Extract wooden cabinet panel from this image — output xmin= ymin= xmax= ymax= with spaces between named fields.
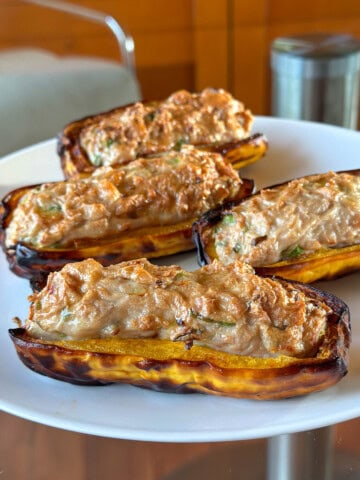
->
xmin=192 ymin=0 xmax=229 ymax=91
xmin=194 ymin=29 xmax=229 ymax=90
xmin=269 ymin=0 xmax=360 ymax=22
xmin=0 ymin=5 xmax=104 ymax=41
xmin=233 ymin=0 xmax=268 ymax=25
xmin=0 ymin=1 xmax=193 ymax=37
xmin=233 ymin=26 xmax=268 ymax=114
xmin=71 ymin=0 xmax=193 ymax=32
xmin=193 ymin=0 xmax=227 ymax=27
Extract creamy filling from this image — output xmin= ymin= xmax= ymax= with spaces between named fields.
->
xmin=5 ymin=146 xmax=242 ymax=249
xmin=26 ymin=258 xmax=330 ymax=358
xmin=210 ymin=171 xmax=360 ymax=266
xmin=79 ymin=88 xmax=253 ymax=167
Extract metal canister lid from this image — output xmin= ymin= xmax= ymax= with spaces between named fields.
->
xmin=271 ymin=33 xmax=360 ymax=78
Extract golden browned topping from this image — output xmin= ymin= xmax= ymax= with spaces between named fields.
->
xmin=5 ymin=146 xmax=243 ymax=249
xmin=209 ymin=171 xmax=360 ymax=266
xmin=80 ymin=88 xmax=254 ymax=167
xmin=26 ymin=258 xmax=330 ymax=358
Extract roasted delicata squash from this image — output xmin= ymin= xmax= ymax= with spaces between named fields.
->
xmin=0 ymin=146 xmax=254 ymax=288
xmin=193 ymin=170 xmax=360 ymax=283
xmin=9 ymin=258 xmax=350 ymax=399
xmin=58 ymin=87 xmax=268 ymax=178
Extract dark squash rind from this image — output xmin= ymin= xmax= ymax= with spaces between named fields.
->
xmin=8 ymin=277 xmax=350 ymax=399
xmin=0 ymin=175 xmax=254 ymax=289
xmin=58 ymin=99 xmax=268 ymax=179
xmin=193 ymin=169 xmax=360 ymax=283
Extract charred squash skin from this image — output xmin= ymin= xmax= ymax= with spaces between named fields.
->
xmin=0 ymin=175 xmax=254 ymax=290
xmin=8 ymin=277 xmax=350 ymax=399
xmin=58 ymin=97 xmax=268 ymax=179
xmin=193 ymin=169 xmax=360 ymax=283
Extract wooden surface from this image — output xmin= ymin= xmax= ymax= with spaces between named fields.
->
xmin=2 ymin=1 xmax=360 ymax=110
xmin=0 ymin=410 xmax=359 ymax=479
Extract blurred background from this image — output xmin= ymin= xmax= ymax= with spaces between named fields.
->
xmin=1 ymin=0 xmax=360 ymax=157
xmin=2 ymin=0 xmax=360 ymax=111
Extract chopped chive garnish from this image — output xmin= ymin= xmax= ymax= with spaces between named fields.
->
xmin=215 ymin=240 xmax=226 ymax=248
xmin=175 ymin=271 xmax=188 ymax=280
xmin=221 ymin=214 xmax=236 ymax=225
xmin=45 ymin=204 xmax=62 ymax=213
xmin=281 ymin=245 xmax=305 ymax=260
xmin=106 ymin=138 xmax=115 ymax=148
xmin=60 ymin=307 xmax=72 ymax=321
xmin=233 ymin=242 xmax=242 ymax=253
xmin=189 ymin=309 xmax=236 ymax=327
xmin=93 ymin=154 xmax=102 ymax=167
xmin=174 ymin=138 xmax=187 ymax=151
xmin=39 ymin=203 xmax=62 ymax=215
xmin=145 ymin=111 xmax=156 ymax=122
xmin=49 ymin=241 xmax=62 ymax=249
xmin=167 ymin=156 xmax=180 ymax=165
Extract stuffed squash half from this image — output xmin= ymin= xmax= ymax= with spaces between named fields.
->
xmin=58 ymin=88 xmax=268 ymax=178
xmin=9 ymin=258 xmax=350 ymax=399
xmin=193 ymin=170 xmax=360 ymax=283
xmin=0 ymin=145 xmax=254 ymax=289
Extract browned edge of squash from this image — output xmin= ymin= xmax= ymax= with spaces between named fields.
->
xmin=7 ymin=276 xmax=350 ymax=399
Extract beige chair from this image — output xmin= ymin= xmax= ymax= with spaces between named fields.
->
xmin=0 ymin=0 xmax=141 ymax=158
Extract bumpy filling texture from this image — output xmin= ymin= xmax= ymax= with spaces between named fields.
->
xmin=6 ymin=146 xmax=243 ymax=249
xmin=26 ymin=258 xmax=330 ymax=359
xmin=208 ymin=171 xmax=360 ymax=266
xmin=79 ymin=88 xmax=253 ymax=167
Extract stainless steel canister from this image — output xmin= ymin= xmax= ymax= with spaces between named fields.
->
xmin=271 ymin=33 xmax=360 ymax=128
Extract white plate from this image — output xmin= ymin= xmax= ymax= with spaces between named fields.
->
xmin=0 ymin=117 xmax=360 ymax=442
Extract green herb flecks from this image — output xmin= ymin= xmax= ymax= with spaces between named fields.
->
xmin=221 ymin=214 xmax=236 ymax=226
xmin=174 ymin=271 xmax=189 ymax=281
xmin=281 ymin=245 xmax=305 ymax=261
xmin=39 ymin=203 xmax=62 ymax=215
xmin=167 ymin=156 xmax=181 ymax=166
xmin=128 ymin=285 xmax=146 ymax=295
xmin=106 ymin=138 xmax=115 ymax=148
xmin=46 ymin=204 xmax=62 ymax=213
xmin=93 ymin=154 xmax=103 ymax=167
xmin=189 ymin=309 xmax=236 ymax=328
xmin=48 ymin=241 xmax=63 ymax=249
xmin=214 ymin=240 xmax=227 ymax=249
xmin=144 ymin=111 xmax=156 ymax=122
xmin=233 ymin=242 xmax=242 ymax=253
xmin=174 ymin=138 xmax=188 ymax=151
xmin=60 ymin=307 xmax=72 ymax=322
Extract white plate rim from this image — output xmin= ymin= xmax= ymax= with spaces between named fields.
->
xmin=0 ymin=116 xmax=360 ymax=442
